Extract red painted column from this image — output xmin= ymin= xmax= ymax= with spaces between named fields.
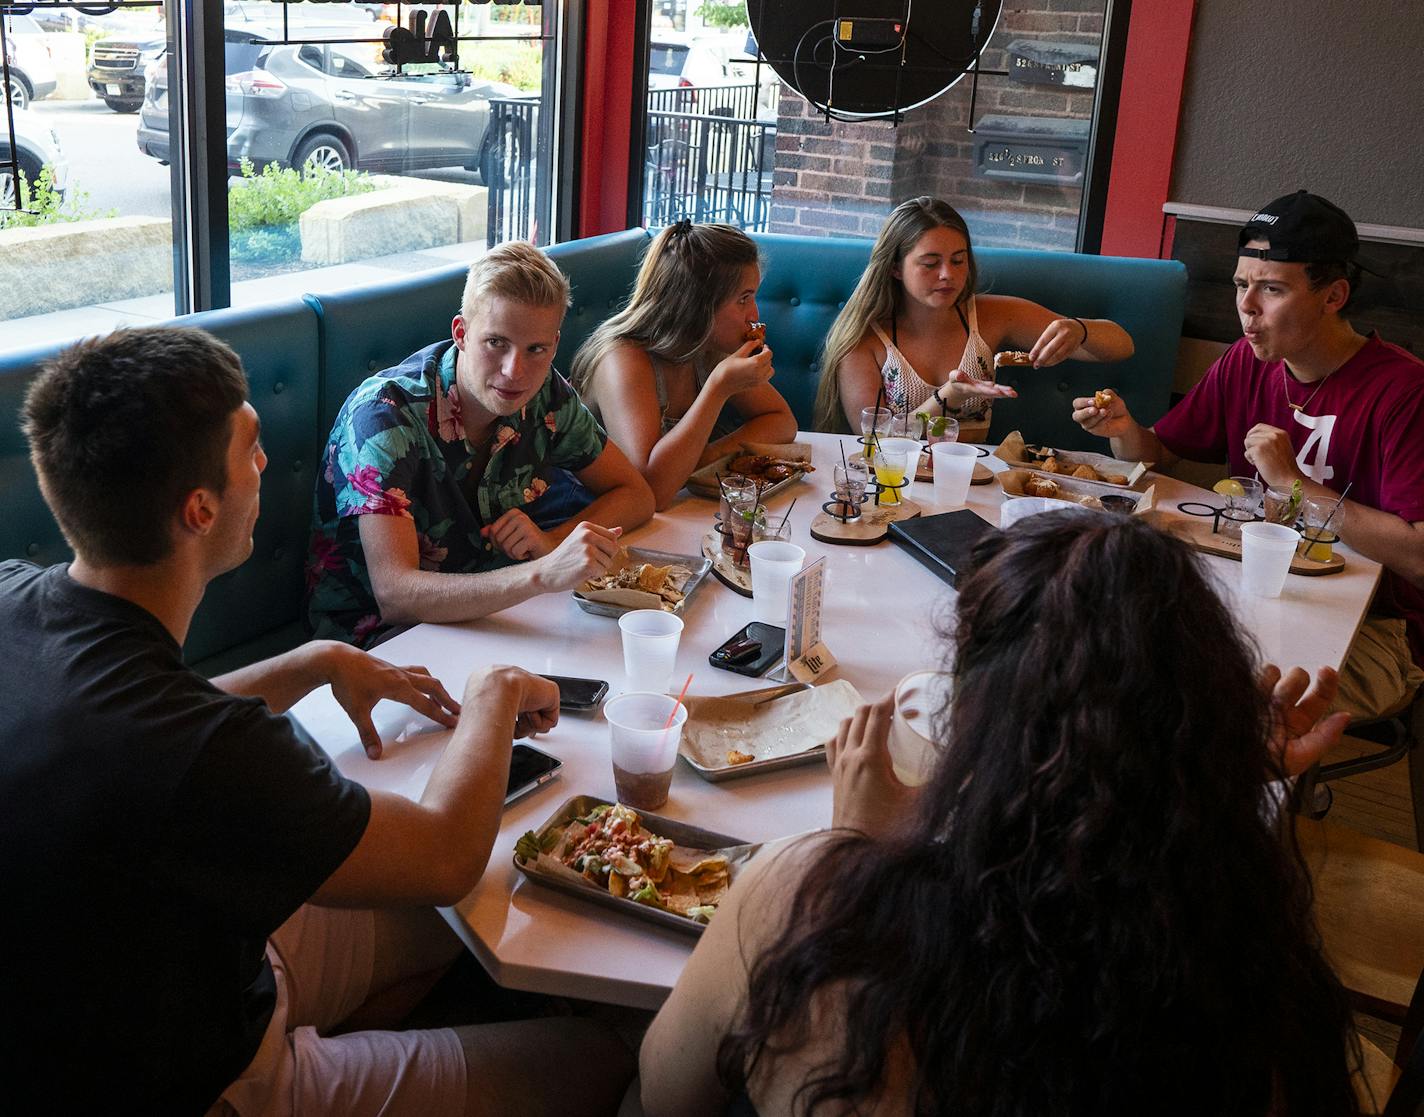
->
xmin=579 ymin=0 xmax=637 ymax=237
xmin=1099 ymin=1 xmax=1197 ymax=258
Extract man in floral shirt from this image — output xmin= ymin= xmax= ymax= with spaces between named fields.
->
xmin=307 ymin=242 xmax=655 ymax=644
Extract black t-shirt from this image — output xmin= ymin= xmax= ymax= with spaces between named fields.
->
xmin=0 ymin=562 xmax=372 ymax=1113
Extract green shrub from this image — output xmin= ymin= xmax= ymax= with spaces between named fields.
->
xmin=0 ymin=166 xmax=116 ymax=229
xmin=462 ymin=39 xmax=543 ymax=90
xmin=696 ymin=1 xmax=748 ymax=29
xmin=227 ymin=158 xmax=378 ymax=261
xmin=227 ymin=157 xmax=376 ymax=231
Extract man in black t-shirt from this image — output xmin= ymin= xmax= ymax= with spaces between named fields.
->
xmin=0 ymin=328 xmax=633 ymax=1115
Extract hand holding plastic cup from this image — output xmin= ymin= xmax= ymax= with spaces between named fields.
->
xmin=748 ymin=540 xmax=804 ymax=625
xmin=888 ymin=670 xmax=952 ymax=787
xmin=1239 ymin=522 xmax=1298 ymax=597
xmin=618 ymin=609 xmax=683 ymax=692
xmin=604 ymin=691 xmax=687 ymax=810
xmin=930 ymin=442 xmax=977 ymax=507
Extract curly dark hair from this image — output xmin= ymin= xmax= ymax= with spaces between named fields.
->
xmin=717 ymin=512 xmax=1358 ymax=1116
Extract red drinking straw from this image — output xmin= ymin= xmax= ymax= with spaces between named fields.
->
xmin=665 ymin=673 xmax=694 ymax=729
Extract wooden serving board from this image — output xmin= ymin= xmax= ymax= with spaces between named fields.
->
xmin=701 ymin=529 xmax=754 ymax=596
xmin=809 ymin=498 xmax=923 ymax=546
xmin=849 ymin=451 xmax=993 ymax=485
xmin=1174 ymin=515 xmax=1344 ymax=575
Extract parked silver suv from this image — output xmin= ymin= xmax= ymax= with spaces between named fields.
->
xmin=137 ymin=24 xmax=518 ymax=177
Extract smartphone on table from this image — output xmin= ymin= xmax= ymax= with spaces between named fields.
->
xmin=709 ymin=622 xmax=785 ymax=678
xmin=505 ymin=742 xmax=562 ymax=805
xmin=539 ymin=674 xmax=609 ymax=711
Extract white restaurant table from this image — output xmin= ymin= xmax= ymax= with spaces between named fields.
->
xmin=289 ymin=432 xmax=1382 ymax=1009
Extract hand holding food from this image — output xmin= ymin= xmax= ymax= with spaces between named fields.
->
xmin=1071 ymin=389 xmax=1135 ymax=439
xmin=994 ymin=350 xmax=1035 ymax=370
xmin=710 ymin=339 xmax=775 ymax=398
xmin=535 ymin=521 xmax=624 ymax=592
xmin=1026 ymin=317 xmax=1089 ymax=366
xmin=826 ymin=694 xmax=918 ymax=838
xmin=744 ymin=321 xmax=767 ymax=354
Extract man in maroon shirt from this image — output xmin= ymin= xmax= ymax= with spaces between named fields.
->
xmin=1072 ymin=191 xmax=1424 ymax=722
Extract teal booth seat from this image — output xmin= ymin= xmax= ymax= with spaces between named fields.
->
xmin=0 ymin=299 xmax=322 ymax=672
xmin=0 ymin=228 xmax=1186 ymax=671
xmin=749 ymin=232 xmax=1187 ymax=451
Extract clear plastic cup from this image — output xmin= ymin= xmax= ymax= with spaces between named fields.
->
xmin=748 ymin=540 xmax=805 ymax=625
xmin=999 ymin=494 xmax=1083 ymax=528
xmin=1240 ymin=522 xmax=1298 ymax=597
xmin=604 ymin=691 xmax=687 ymax=810
xmin=871 ymin=438 xmax=917 ymax=506
xmin=1218 ymin=476 xmax=1263 ymax=540
xmin=930 ymin=442 xmax=977 ymax=507
xmin=1301 ymin=496 xmax=1345 ymax=562
xmin=889 ymin=670 xmax=952 ymax=787
xmin=618 ymin=609 xmax=683 ymax=692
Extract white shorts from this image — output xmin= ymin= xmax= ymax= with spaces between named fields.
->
xmin=209 ymin=904 xmax=467 ymax=1117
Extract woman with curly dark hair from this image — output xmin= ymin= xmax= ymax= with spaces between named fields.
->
xmin=639 ymin=512 xmax=1359 ymax=1117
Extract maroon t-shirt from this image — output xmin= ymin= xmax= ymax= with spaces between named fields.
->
xmin=1154 ymin=335 xmax=1424 ymax=665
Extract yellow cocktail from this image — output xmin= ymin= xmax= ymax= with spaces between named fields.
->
xmin=873 ymin=452 xmax=909 ymax=506
xmin=1300 ymin=529 xmax=1335 ymax=562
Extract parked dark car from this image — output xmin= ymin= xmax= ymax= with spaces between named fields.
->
xmin=137 ymin=25 xmax=520 ymax=180
xmin=88 ymin=29 xmax=164 ymax=112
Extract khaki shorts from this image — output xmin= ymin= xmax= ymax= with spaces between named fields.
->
xmin=210 ymin=905 xmax=467 ymax=1117
xmin=1336 ymin=615 xmax=1424 ymax=723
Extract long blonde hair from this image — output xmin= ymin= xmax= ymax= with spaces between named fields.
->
xmin=570 ymin=221 xmax=759 ymax=396
xmin=813 ymin=197 xmax=979 ymax=432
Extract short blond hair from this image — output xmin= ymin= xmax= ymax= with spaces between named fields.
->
xmin=461 ymin=240 xmax=571 ymax=321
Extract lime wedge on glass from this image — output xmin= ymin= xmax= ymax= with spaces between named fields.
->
xmin=1213 ymin=478 xmax=1246 ymax=498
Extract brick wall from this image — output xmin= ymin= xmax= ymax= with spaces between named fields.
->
xmin=769 ymin=1 xmax=1104 ymax=250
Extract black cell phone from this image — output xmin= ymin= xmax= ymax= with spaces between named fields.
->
xmin=539 ymin=674 xmax=609 ymax=710
xmin=505 ymin=742 xmax=562 ymax=805
xmin=709 ymin=622 xmax=786 ymax=677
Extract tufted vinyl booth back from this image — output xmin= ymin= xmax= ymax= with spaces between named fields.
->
xmin=0 ymin=299 xmax=322 ymax=669
xmin=749 ymin=232 xmax=1188 ymax=451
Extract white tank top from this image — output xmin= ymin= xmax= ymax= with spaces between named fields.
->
xmin=871 ymin=298 xmax=996 ymax=433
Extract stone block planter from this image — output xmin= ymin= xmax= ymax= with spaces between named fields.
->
xmin=300 ymin=179 xmax=488 ymax=266
xmin=0 ymin=216 xmax=171 ymax=319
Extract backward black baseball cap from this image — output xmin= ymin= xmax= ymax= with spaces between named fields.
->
xmin=1238 ymin=190 xmax=1359 ymax=264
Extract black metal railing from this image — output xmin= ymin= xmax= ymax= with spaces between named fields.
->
xmin=485 ymin=84 xmax=776 ymax=244
xmin=641 ymin=107 xmax=776 ymax=231
xmin=484 ymin=96 xmax=541 ymax=248
xmin=646 ymin=81 xmax=764 ymax=121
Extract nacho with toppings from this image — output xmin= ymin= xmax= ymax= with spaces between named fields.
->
xmin=515 ymin=804 xmax=731 ymax=924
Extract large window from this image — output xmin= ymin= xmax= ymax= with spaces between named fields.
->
xmin=1 ymin=0 xmax=564 ymax=347
xmin=638 ymin=0 xmax=1120 ymax=251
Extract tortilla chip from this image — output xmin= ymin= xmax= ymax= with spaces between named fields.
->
xmin=668 ymin=846 xmax=731 ymax=875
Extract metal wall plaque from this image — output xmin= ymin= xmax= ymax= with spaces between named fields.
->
xmin=1004 ymin=39 xmax=1098 ymax=89
xmin=972 ymin=114 xmax=1090 ymax=185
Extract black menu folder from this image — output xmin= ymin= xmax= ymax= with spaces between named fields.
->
xmin=888 ymin=509 xmax=1000 ymax=588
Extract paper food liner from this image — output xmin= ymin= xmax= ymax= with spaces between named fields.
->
xmin=1000 ymin=469 xmax=1156 ymax=514
xmin=681 ymin=679 xmax=863 ymax=769
xmin=576 ymin=548 xmax=694 ymax=612
xmin=994 ymin=430 xmax=1149 ymax=488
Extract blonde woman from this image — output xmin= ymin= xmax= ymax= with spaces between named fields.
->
xmin=814 ymin=197 xmax=1135 ymax=439
xmin=571 ymin=221 xmax=797 ymax=510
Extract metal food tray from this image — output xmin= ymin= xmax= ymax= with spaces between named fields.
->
xmin=684 ymin=446 xmax=813 ymax=501
xmin=679 ymin=683 xmax=829 ymax=782
xmin=511 ymin=794 xmax=748 ymax=937
xmin=572 ymin=547 xmax=712 ymax=619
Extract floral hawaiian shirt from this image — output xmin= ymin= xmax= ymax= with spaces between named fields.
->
xmin=305 ymin=340 xmax=608 ymax=644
